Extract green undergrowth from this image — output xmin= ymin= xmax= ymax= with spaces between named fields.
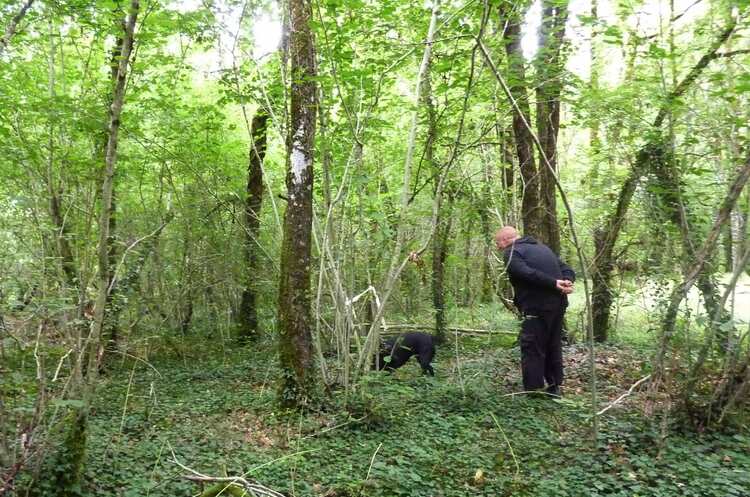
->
xmin=68 ymin=338 xmax=750 ymax=497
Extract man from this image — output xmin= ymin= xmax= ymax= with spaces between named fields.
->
xmin=495 ymin=226 xmax=575 ymax=396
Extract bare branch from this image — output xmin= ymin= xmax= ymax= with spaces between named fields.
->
xmin=0 ymin=0 xmax=34 ymax=57
xmin=714 ymin=49 xmax=750 ymax=59
xmin=597 ymin=375 xmax=652 ymax=416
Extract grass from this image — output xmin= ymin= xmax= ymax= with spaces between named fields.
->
xmin=69 ymin=334 xmax=750 ymax=497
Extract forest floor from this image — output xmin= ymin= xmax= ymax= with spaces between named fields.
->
xmin=63 ymin=330 xmax=749 ymax=497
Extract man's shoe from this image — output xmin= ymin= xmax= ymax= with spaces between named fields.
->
xmin=545 ymin=385 xmax=561 ymax=397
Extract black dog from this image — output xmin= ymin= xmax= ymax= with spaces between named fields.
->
xmin=373 ymin=332 xmax=436 ymax=376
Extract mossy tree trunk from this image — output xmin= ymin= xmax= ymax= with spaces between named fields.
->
xmin=277 ymin=0 xmax=317 ymax=408
xmin=102 ymin=21 xmax=129 ymax=357
xmin=90 ymin=0 xmax=139 ymax=371
xmin=237 ymin=111 xmax=269 ymax=342
xmin=42 ymin=3 xmax=139 ymax=497
xmin=420 ymin=45 xmax=448 ymax=344
xmin=649 ymin=143 xmax=735 ymax=350
xmin=654 ymin=153 xmax=750 ymax=382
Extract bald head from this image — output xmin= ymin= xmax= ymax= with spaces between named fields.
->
xmin=495 ymin=226 xmax=519 ymax=250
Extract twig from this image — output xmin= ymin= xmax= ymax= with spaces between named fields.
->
xmin=52 ymin=348 xmax=74 ymax=382
xmin=109 ymin=349 xmax=163 ymax=378
xmin=119 ymin=363 xmax=137 ymax=435
xmin=364 ymin=443 xmax=382 ymax=482
xmin=596 ymin=374 xmax=651 ymax=416
xmin=490 ymin=413 xmax=520 ymax=478
xmin=500 ymin=390 xmax=558 ymax=398
xmin=301 ymin=415 xmax=367 ymax=440
xmin=0 ymin=0 xmax=35 ymax=57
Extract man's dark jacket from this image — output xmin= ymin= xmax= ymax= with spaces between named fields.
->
xmin=503 ymin=236 xmax=576 ymax=312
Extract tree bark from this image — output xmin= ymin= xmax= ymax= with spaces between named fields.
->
xmin=89 ymin=0 xmax=139 ymax=375
xmin=238 ymin=111 xmax=269 ymax=342
xmin=420 ymin=41 xmax=447 ymax=343
xmin=432 ymin=202 xmax=452 ymax=343
xmin=722 ymin=222 xmax=733 ymax=271
xmin=534 ymin=0 xmax=568 ymax=254
xmin=479 ymin=159 xmax=494 ymax=304
xmin=590 ymin=142 xmax=660 ymax=341
xmin=277 ymin=0 xmax=317 ymax=408
xmin=500 ymin=6 xmax=542 ymax=239
xmin=102 ymin=21 xmax=127 ymax=356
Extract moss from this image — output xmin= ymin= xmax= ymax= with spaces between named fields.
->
xmin=26 ymin=406 xmax=88 ymax=497
xmin=198 ymin=482 xmax=249 ymax=497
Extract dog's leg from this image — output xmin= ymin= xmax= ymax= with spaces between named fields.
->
xmin=417 ymin=351 xmax=435 ymax=376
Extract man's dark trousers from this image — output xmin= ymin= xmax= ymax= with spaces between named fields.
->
xmin=519 ymin=304 xmax=564 ymax=391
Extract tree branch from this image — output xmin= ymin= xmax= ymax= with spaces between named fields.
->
xmin=653 ymin=17 xmax=738 ymax=128
xmin=0 ymin=0 xmax=34 ymax=57
xmin=714 ymin=49 xmax=750 ymax=59
xmin=597 ymin=374 xmax=651 ymax=416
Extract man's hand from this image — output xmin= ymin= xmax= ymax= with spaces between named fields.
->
xmin=556 ymin=279 xmax=574 ymax=294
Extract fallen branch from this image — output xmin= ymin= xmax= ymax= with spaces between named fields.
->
xmin=362 ymin=323 xmax=517 ymax=336
xmin=596 ymin=374 xmax=651 ymax=416
xmin=172 ymin=455 xmax=284 ymax=497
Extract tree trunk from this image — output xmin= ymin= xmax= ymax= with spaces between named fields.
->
xmin=591 ymin=227 xmax=614 ymax=341
xmin=590 ymin=142 xmax=659 ymax=341
xmin=649 ymin=143 xmax=735 ymax=348
xmin=420 ymin=41 xmax=447 ymax=344
xmin=237 ymin=111 xmax=269 ymax=342
xmin=102 ymin=25 xmax=127 ymax=356
xmin=722 ymin=222 xmax=733 ymax=271
xmin=89 ymin=0 xmax=139 ymax=376
xmin=178 ymin=224 xmax=194 ymax=335
xmin=432 ymin=201 xmax=452 ymax=344
xmin=500 ymin=6 xmax=542 ymax=239
xmin=49 ymin=3 xmax=139 ymax=496
xmin=461 ymin=216 xmax=474 ymax=307
xmin=479 ymin=160 xmax=494 ymax=304
xmin=534 ymin=0 xmax=568 ymax=254
xmin=45 ymin=24 xmax=77 ymax=292
xmin=277 ymin=0 xmax=317 ymax=408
